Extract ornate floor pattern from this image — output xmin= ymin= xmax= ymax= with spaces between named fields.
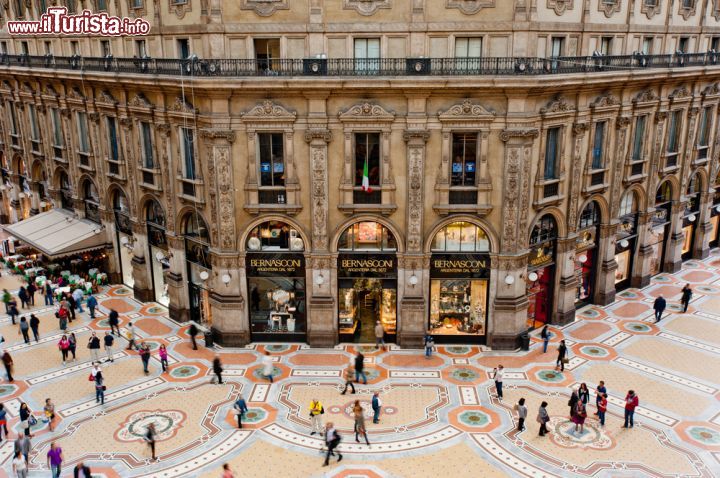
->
xmin=1 ymin=252 xmax=720 ymax=477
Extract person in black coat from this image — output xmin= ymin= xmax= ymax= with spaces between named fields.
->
xmin=212 ymin=355 xmax=223 ymax=384
xmin=73 ymin=462 xmax=92 ymax=478
xmin=680 ymin=284 xmax=693 ymax=313
xmin=108 ymin=309 xmax=120 ymax=336
xmin=188 ymin=322 xmax=199 ymax=350
xmin=556 ymin=340 xmax=567 ymax=372
xmin=653 ymin=295 xmax=667 ymax=322
xmin=29 ymin=314 xmax=40 ymax=342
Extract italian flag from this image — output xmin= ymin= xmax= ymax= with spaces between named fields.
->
xmin=362 ymin=157 xmax=372 ymax=193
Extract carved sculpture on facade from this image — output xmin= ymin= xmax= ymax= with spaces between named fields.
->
xmin=338 ymin=102 xmax=395 ymax=121
xmin=241 ymin=0 xmax=287 ymax=16
xmin=446 ymin=0 xmax=494 ymax=14
xmin=598 ymin=0 xmax=620 ymax=17
xmin=640 ymin=0 xmax=661 ymax=19
xmin=305 ymin=129 xmax=332 ymax=251
xmin=567 ymin=123 xmax=588 ymax=233
xmin=128 ymin=93 xmax=154 ymax=109
xmin=540 ymin=96 xmax=574 ymax=115
xmin=547 ymin=0 xmax=573 ymax=16
xmin=437 ymin=99 xmax=495 ymax=119
xmin=610 ymin=118 xmax=630 ymax=218
xmin=343 ymin=0 xmax=390 ymax=15
xmin=500 ymin=129 xmax=538 ymax=252
xmin=168 ymin=96 xmax=197 ymax=114
xmin=404 ymin=130 xmax=429 ymax=252
xmin=242 ymin=99 xmax=296 ymax=121
xmin=590 ymin=93 xmax=620 ymax=109
xmin=669 ymin=86 xmax=691 ymax=101
xmin=633 ymin=89 xmax=658 ymax=104
xmin=96 ymin=90 xmax=118 ymax=106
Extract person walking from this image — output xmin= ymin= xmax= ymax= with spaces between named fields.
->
xmin=597 ymin=393 xmax=608 ymax=427
xmin=681 ymin=283 xmax=693 ymax=313
xmin=340 ymin=366 xmax=355 ymax=395
xmin=516 ymin=398 xmax=527 ymax=431
xmin=158 ymin=344 xmax=168 ymax=373
xmin=623 ymin=390 xmax=639 ymax=428
xmin=423 ymin=331 xmax=434 ymax=358
xmin=47 ymin=441 xmax=63 ymax=478
xmin=17 ymin=287 xmax=28 ymax=309
xmin=90 ymin=363 xmax=102 ymax=380
xmin=493 ymin=365 xmax=504 ymax=401
xmin=374 ymin=321 xmax=385 ymax=351
xmin=145 ymin=422 xmax=157 ymax=460
xmin=261 ymin=352 xmax=274 ymax=383
xmin=58 ymin=335 xmax=70 ymax=365
xmin=94 ymin=371 xmax=105 ymax=405
xmin=572 ymin=401 xmax=587 ymax=434
xmin=353 ymin=400 xmax=370 ymax=446
xmin=126 ymin=322 xmax=136 ymax=350
xmin=12 ymin=449 xmax=28 ymax=478
xmin=2 ymin=351 xmax=14 ymax=382
xmin=18 ymin=317 xmax=29 ymax=344
xmin=14 ymin=432 xmax=31 ymax=466
xmin=86 ymin=294 xmax=98 ymax=319
xmin=87 ymin=332 xmax=101 ymax=363
xmin=568 ymin=388 xmax=579 ymax=417
xmin=0 ymin=403 xmax=9 ymax=440
xmin=44 ymin=282 xmax=54 ymax=306
xmin=309 ymin=398 xmax=324 ymax=436
xmin=104 ymin=332 xmax=115 ymax=362
xmin=139 ymin=343 xmax=151 ymax=375
xmin=212 ymin=354 xmax=223 ymax=384
xmin=8 ymin=301 xmax=19 ymax=325
xmin=540 ymin=325 xmax=551 ymax=353
xmin=322 ymin=422 xmax=342 ymax=467
xmin=221 ymin=463 xmax=235 ymax=478
xmin=57 ymin=305 xmax=68 ymax=332
xmin=44 ymin=398 xmax=56 ymax=432
xmin=188 ymin=321 xmax=199 ymax=350
xmin=72 ymin=288 xmax=84 ymax=313
xmin=26 ymin=282 xmax=36 ymax=307
xmin=233 ymin=394 xmax=248 ymax=429
xmin=595 ymin=381 xmax=607 ymax=415
xmin=578 ymin=383 xmax=590 ymax=406
xmin=108 ymin=309 xmax=120 ymax=336
xmin=29 ymin=314 xmax=39 ymax=342
xmin=354 ymin=351 xmax=367 ymax=384
xmin=653 ymin=295 xmax=667 ymax=322
xmin=556 ymin=339 xmax=567 ymax=372
xmin=371 ymin=391 xmax=382 ymax=424
xmin=18 ymin=403 xmax=32 ymax=438
xmin=73 ymin=461 xmax=92 ymax=478
xmin=66 ymin=295 xmax=77 ymax=322
xmin=537 ymin=401 xmax=550 ymax=437
xmin=68 ymin=333 xmax=77 ymax=362
xmin=2 ymin=289 xmax=11 ymax=314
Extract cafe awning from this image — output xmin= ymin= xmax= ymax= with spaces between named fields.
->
xmin=2 ymin=209 xmax=107 ymax=259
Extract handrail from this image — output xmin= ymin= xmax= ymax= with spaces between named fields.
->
xmin=0 ymin=52 xmax=718 ymax=78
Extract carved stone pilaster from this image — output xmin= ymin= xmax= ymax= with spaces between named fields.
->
xmin=305 ymin=129 xmax=332 ymax=251
xmin=403 ymin=130 xmax=430 ymax=253
xmin=567 ymin=123 xmax=588 ymax=234
xmin=500 ymin=129 xmax=538 ymax=253
xmin=648 ymin=112 xmax=668 ymax=202
xmin=610 ymin=118 xmax=630 ymax=218
xmin=201 ymin=130 xmax=237 ymax=251
xmin=680 ymin=109 xmax=699 ymax=194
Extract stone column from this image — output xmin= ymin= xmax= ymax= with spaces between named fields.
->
xmin=493 ymin=128 xmax=538 ymax=349
xmin=208 ymin=254 xmax=247 ymax=346
xmin=398 ymin=129 xmax=430 ymax=348
xmin=165 ymin=234 xmax=189 ymax=323
xmin=595 ymin=222 xmax=618 ymax=305
xmin=554 ymin=236 xmax=578 ymax=325
xmin=305 ymin=128 xmax=336 ymax=347
xmin=633 ymin=211 xmax=653 ymax=288
xmin=29 ymin=183 xmax=40 ymax=216
xmin=665 ymin=200 xmax=685 ymax=273
xmin=131 ymin=222 xmax=154 ymax=302
xmin=99 ymin=209 xmax=120 ymax=283
xmin=692 ymin=195 xmax=713 ymax=259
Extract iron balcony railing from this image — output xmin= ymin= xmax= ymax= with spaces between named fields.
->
xmin=1 ymin=52 xmax=719 ymax=78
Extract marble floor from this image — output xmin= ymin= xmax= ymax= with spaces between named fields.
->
xmin=1 ymin=251 xmax=720 ymax=477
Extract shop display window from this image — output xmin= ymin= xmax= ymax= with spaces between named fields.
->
xmin=681 ymin=224 xmax=694 ymax=256
xmin=575 ymin=249 xmax=594 ymax=303
xmin=527 ymin=266 xmax=553 ymax=329
xmin=614 ymin=250 xmax=631 ymax=284
xmin=647 ymin=225 xmax=665 ymax=277
xmin=249 ymin=277 xmax=306 ymax=334
xmin=429 ymin=279 xmax=486 ymax=335
xmin=338 ymin=278 xmax=396 ymax=341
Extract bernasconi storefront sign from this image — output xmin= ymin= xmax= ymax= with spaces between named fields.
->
xmin=337 ymin=254 xmax=397 ymax=278
xmin=430 ymin=254 xmax=490 ymax=279
xmin=246 ymin=253 xmax=305 ymax=277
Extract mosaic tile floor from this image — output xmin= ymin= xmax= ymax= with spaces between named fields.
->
xmin=1 ymin=252 xmax=720 ymax=477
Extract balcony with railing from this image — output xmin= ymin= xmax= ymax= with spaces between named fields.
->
xmin=2 ymin=52 xmax=718 ymax=79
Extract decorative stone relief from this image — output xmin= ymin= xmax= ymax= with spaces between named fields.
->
xmin=632 ymin=89 xmax=658 ymax=104
xmin=156 ymin=124 xmax=175 ymax=232
xmin=305 ymin=129 xmax=332 ymax=252
xmin=240 ymin=0 xmax=287 ymax=16
xmin=640 ymin=0 xmax=661 ymax=19
xmin=678 ymin=0 xmax=696 ymax=20
xmin=403 ymin=130 xmax=429 ymax=253
xmin=567 ymin=123 xmax=588 ymax=233
xmin=598 ymin=0 xmax=620 ymax=17
xmin=547 ymin=0 xmax=573 ymax=15
xmin=437 ymin=99 xmax=495 ymax=119
xmin=669 ymin=86 xmax=691 ymax=100
xmin=647 ymin=112 xmax=668 ymax=202
xmin=540 ymin=96 xmax=574 ymax=115
xmin=215 ymin=146 xmax=236 ymax=250
xmin=445 ymin=0 xmax=494 ymax=14
xmin=702 ymin=83 xmax=720 ymax=97
xmin=168 ymin=0 xmax=191 ymax=19
xmin=242 ymin=99 xmax=296 ymax=121
xmin=343 ymin=0 xmax=390 ymax=15
xmin=338 ymin=102 xmax=395 ymax=121
xmin=680 ymin=108 xmax=699 ymax=193
xmin=590 ymin=93 xmax=620 ymax=109
xmin=67 ymin=87 xmax=85 ymax=101
xmin=168 ymin=96 xmax=197 ymax=114
xmin=96 ymin=90 xmax=118 ymax=106
xmin=128 ymin=93 xmax=154 ymax=109
xmin=500 ymin=129 xmax=538 ymax=252
xmin=610 ymin=118 xmax=630 ymax=218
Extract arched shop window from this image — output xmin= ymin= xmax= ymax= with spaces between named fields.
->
xmin=59 ymin=171 xmax=73 ymax=210
xmin=145 ymin=198 xmax=166 ymax=228
xmin=83 ymin=180 xmax=100 ymax=223
xmin=649 ymin=181 xmax=674 ymax=276
xmin=615 ymin=191 xmax=639 ymax=289
xmin=338 ymin=221 xmax=397 ymax=251
xmin=575 ymin=201 xmax=601 ymax=305
xmin=246 ymin=220 xmax=304 ymax=252
xmin=184 ymin=211 xmax=211 ymax=269
xmin=429 ymin=222 xmax=490 ymax=341
xmin=681 ymin=173 xmax=703 ymax=260
xmin=337 ymin=221 xmax=398 ymax=343
xmin=527 ymin=214 xmax=558 ymax=329
xmin=246 ymin=220 xmax=306 ymax=340
xmin=184 ymin=211 xmax=212 ymax=324
xmin=145 ymin=198 xmax=169 ymax=306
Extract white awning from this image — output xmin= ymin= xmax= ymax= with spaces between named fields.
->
xmin=2 ymin=209 xmax=107 ymax=259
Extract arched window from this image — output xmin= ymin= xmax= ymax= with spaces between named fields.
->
xmin=113 ymin=189 xmax=129 ymax=214
xmin=686 ymin=173 xmax=703 ymax=214
xmin=431 ymin=222 xmax=490 ymax=252
xmin=338 ymin=221 xmax=396 ymax=251
xmin=184 ymin=212 xmax=211 ymax=270
xmin=84 ymin=181 xmax=99 ymax=203
xmin=656 ymin=181 xmax=673 ymax=205
xmin=83 ymin=180 xmax=100 ymax=223
xmin=246 ymin=220 xmax=304 ymax=252
xmin=530 ymin=214 xmax=558 ymax=246
xmin=59 ymin=171 xmax=73 ymax=210
xmin=619 ymin=191 xmax=637 ymax=217
xmin=145 ymin=198 xmax=166 ymax=228
xmin=183 ymin=211 xmax=210 ymax=244
xmin=578 ymin=201 xmax=601 ymax=230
